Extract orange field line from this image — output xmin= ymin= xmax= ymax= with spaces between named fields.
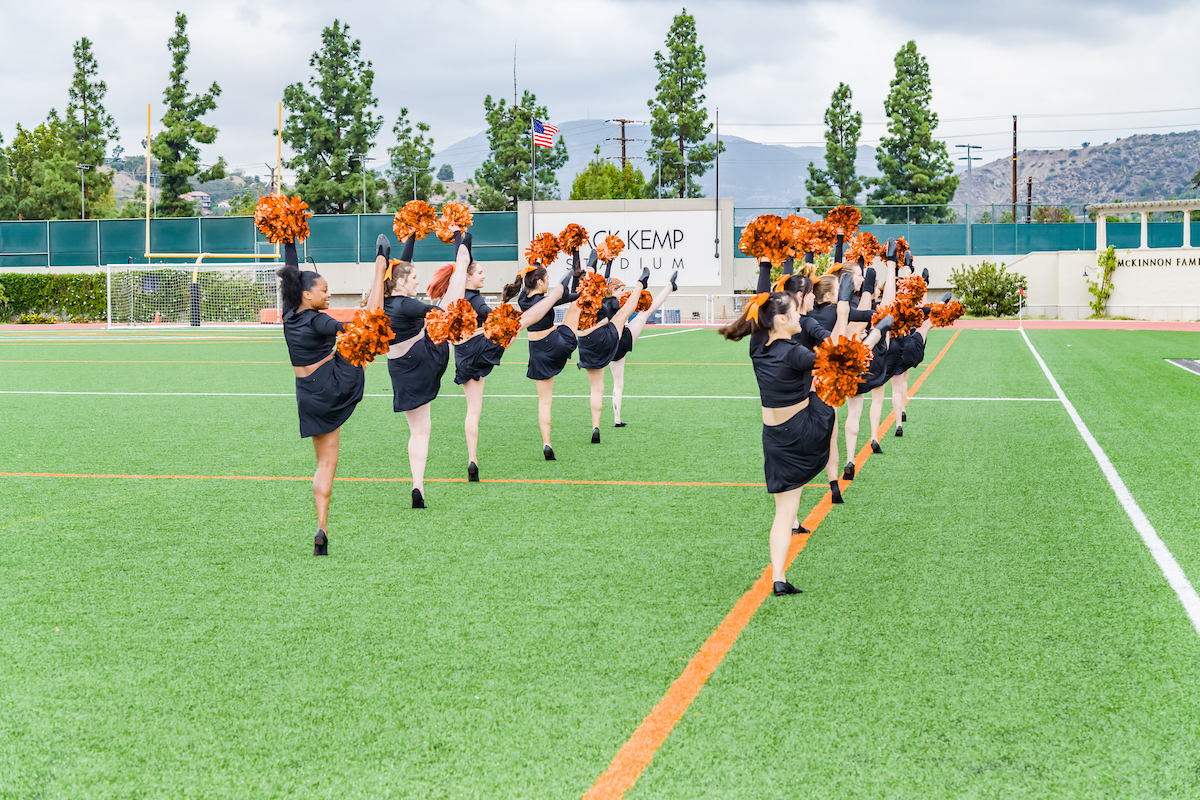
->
xmin=582 ymin=327 xmax=961 ymax=800
xmin=0 ymin=471 xmax=826 ymax=489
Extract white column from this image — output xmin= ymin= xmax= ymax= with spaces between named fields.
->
xmin=1096 ymin=213 xmax=1106 ymax=251
xmin=1185 ymin=208 xmax=1192 ymax=248
xmin=1140 ymin=212 xmax=1149 ymax=250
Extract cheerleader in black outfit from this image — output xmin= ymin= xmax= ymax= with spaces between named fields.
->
xmin=603 ymin=257 xmax=679 ymax=428
xmin=516 ymin=261 xmax=584 ymax=460
xmin=380 ymin=227 xmax=471 ymax=508
xmin=841 ymin=249 xmax=897 ymax=478
xmin=889 ymin=254 xmax=944 ymax=437
xmin=720 ymin=257 xmax=891 ymax=595
xmin=438 ymin=239 xmax=572 ymax=479
xmin=278 ymin=241 xmax=366 ymax=555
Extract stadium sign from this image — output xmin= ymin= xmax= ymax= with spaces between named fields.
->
xmin=532 ymin=209 xmax=724 ymax=286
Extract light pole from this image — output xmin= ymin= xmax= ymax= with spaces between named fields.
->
xmin=647 ymin=149 xmax=664 ymax=197
xmin=956 ymin=144 xmax=982 ymax=254
xmin=352 ymin=153 xmax=375 ymax=212
xmin=76 ymin=164 xmax=92 ymax=219
xmin=403 ymin=167 xmax=435 ymax=201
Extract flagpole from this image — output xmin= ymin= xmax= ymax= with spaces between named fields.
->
xmin=530 ymin=115 xmax=536 ymax=238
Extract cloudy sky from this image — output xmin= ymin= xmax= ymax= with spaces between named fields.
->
xmin=2 ymin=0 xmax=1198 ymax=182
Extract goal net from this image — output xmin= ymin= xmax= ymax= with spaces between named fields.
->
xmin=107 ymin=264 xmax=280 ymax=327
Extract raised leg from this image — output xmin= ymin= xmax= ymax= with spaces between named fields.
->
xmin=463 ymin=377 xmax=485 ymax=464
xmin=403 ymin=403 xmax=432 ymax=494
xmin=609 ymin=358 xmax=626 ymax=424
xmin=536 ymin=378 xmax=554 ymax=447
xmin=626 ymin=283 xmax=675 ymax=342
xmin=311 ymin=428 xmax=340 ymax=532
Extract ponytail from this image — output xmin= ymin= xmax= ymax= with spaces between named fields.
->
xmin=718 ymin=291 xmax=792 ymax=341
xmin=278 ymin=263 xmax=322 ymax=311
xmin=814 ymin=275 xmax=838 ymax=304
xmin=427 ymin=263 xmax=454 ymax=299
xmin=501 ymin=266 xmax=546 ymax=302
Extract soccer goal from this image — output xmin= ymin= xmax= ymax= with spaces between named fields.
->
xmin=106 ymin=263 xmax=281 ymax=328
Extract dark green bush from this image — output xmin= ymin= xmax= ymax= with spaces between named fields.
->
xmin=949 ymin=260 xmax=1028 ymax=317
xmin=0 ymin=273 xmax=107 ymax=319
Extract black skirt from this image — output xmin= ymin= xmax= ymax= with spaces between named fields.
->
xmin=856 ymin=339 xmax=891 ymax=395
xmin=613 ymin=327 xmax=634 ymax=362
xmin=526 ymin=327 xmax=577 ymax=380
xmin=454 ymin=334 xmax=506 ymax=385
xmin=294 ymin=354 xmax=365 ymax=438
xmin=896 ymin=331 xmax=926 ymax=372
xmin=388 ymin=335 xmax=450 ymax=412
xmin=577 ymin=321 xmax=623 ymax=370
xmin=762 ymin=392 xmax=836 ymax=493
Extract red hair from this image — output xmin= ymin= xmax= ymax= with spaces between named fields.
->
xmin=427 ymin=263 xmax=454 ymax=299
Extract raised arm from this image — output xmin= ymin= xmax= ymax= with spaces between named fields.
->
xmin=367 ymin=234 xmax=390 ymax=311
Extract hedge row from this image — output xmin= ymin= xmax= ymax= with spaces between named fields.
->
xmin=0 ymin=273 xmax=107 ymax=319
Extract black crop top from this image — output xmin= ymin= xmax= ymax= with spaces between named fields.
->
xmin=384 ymin=295 xmax=438 ymax=344
xmin=520 ymin=291 xmax=574 ymax=332
xmin=596 ymin=296 xmax=621 ymax=323
xmin=282 ymin=307 xmax=344 ymax=367
xmin=792 ymin=316 xmax=833 ymax=352
xmin=465 ymin=289 xmax=492 ymax=328
xmin=750 ymin=333 xmax=818 ymax=408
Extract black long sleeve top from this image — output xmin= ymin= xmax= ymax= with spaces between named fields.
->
xmin=282 ymin=307 xmax=344 ymax=367
xmin=384 ymin=295 xmax=438 ymax=344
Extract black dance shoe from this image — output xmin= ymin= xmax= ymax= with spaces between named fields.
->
xmin=412 ymin=488 xmax=425 ymax=509
xmin=669 ymin=270 xmax=679 ymax=291
xmin=901 ymin=410 xmax=907 ymax=422
xmin=376 ymin=234 xmax=390 ymax=261
xmin=772 ymin=581 xmax=803 ymax=596
xmin=894 ymin=425 xmax=904 ymax=438
xmin=870 ymin=439 xmax=883 ymax=454
xmin=842 ymin=461 xmax=855 ymax=481
xmin=544 ymin=444 xmax=556 ymax=461
xmin=591 ymin=427 xmax=601 ymax=444
xmin=792 ymin=525 xmax=810 ymax=536
xmin=941 ymin=290 xmax=952 ymax=303
xmin=830 ymin=480 xmax=844 ymax=504
xmin=313 ymin=529 xmax=328 ymax=556
xmin=467 ymin=461 xmax=479 ymax=482
xmin=638 ymin=266 xmax=650 ymax=285
xmin=922 ymin=268 xmax=930 ymax=283
xmin=614 ymin=421 xmax=627 ymax=428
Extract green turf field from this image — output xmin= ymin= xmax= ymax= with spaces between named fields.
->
xmin=2 ymin=325 xmax=1199 ymax=799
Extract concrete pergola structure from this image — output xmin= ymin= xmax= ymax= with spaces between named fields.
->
xmin=1087 ymin=198 xmax=1200 ymax=251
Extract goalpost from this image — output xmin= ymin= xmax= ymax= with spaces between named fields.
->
xmin=107 ymin=262 xmax=281 ymax=328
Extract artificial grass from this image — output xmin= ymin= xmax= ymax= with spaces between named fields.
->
xmin=3 ymin=327 xmax=1199 ymax=797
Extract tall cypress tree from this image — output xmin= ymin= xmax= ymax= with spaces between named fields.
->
xmin=0 ymin=134 xmax=17 ymax=220
xmin=65 ymin=38 xmax=119 ymax=218
xmin=281 ymin=20 xmax=386 ymax=214
xmin=646 ymin=9 xmax=722 ymax=199
xmin=386 ymin=108 xmax=438 ymax=204
xmin=473 ymin=91 xmax=568 ymax=211
xmin=868 ymin=41 xmax=959 ymax=223
xmin=152 ymin=13 xmax=226 ymax=217
xmin=806 ymin=83 xmax=863 ymax=211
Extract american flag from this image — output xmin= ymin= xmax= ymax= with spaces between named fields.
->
xmin=533 ymin=119 xmax=558 ymax=148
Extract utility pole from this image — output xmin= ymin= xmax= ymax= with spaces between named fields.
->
xmin=956 ymin=144 xmax=982 ymax=254
xmin=264 ymin=163 xmax=276 ymax=195
xmin=1026 ymin=176 xmax=1033 ymax=224
xmin=1011 ymin=115 xmax=1018 ymax=225
xmin=608 ymin=119 xmax=638 ymax=168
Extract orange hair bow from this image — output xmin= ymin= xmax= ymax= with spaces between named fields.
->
xmin=744 ymin=292 xmax=770 ymax=323
xmin=773 ymin=274 xmax=791 ymax=292
xmin=384 ymin=258 xmax=400 ymax=281
xmin=516 ymin=265 xmax=535 ymax=279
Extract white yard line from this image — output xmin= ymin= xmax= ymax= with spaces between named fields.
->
xmin=1165 ymin=359 xmax=1200 ymax=377
xmin=1022 ymin=329 xmax=1200 ymax=637
xmin=0 ymin=390 xmax=1062 ymax=401
xmin=635 ymin=328 xmax=707 ymax=339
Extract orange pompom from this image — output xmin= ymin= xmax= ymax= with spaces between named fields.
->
xmin=807 ymin=220 xmax=838 ymax=256
xmin=813 ymin=334 xmax=872 ymax=407
xmin=423 ymin=298 xmax=477 ymax=344
xmin=524 ymin=232 xmax=560 ymax=266
xmin=254 ymin=195 xmax=312 ymax=244
xmin=432 ymin=202 xmax=474 ymax=243
xmin=930 ymin=300 xmax=965 ymax=328
xmin=894 ymin=237 xmax=910 ymax=265
xmin=392 ymin=200 xmax=438 ymax=241
xmin=576 ymin=272 xmax=609 ymax=329
xmin=620 ymin=290 xmax=653 ymax=312
xmin=557 ymin=223 xmax=588 ymax=254
xmin=336 ymin=308 xmax=394 ymax=366
xmin=783 ymin=215 xmax=812 ymax=257
xmin=483 ymin=303 xmax=523 ymax=348
xmin=739 ymin=214 xmax=789 ymax=264
xmin=896 ymin=275 xmax=928 ymax=305
xmin=597 ymin=234 xmax=625 ymax=263
xmin=824 ymin=205 xmax=861 ymax=236
xmin=872 ymin=300 xmax=925 ymax=338
xmin=845 ymin=232 xmax=881 ymax=266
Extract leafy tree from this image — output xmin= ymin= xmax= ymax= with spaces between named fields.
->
xmin=806 ymin=82 xmax=863 ymax=210
xmin=868 ymin=41 xmax=959 ymax=223
xmin=0 ymin=135 xmax=18 ymax=220
xmin=1031 ymin=205 xmax=1076 ymax=224
xmin=646 ymin=9 xmax=722 ymax=198
xmin=225 ymin=187 xmax=259 ymax=216
xmin=1191 ymin=168 xmax=1200 ymax=190
xmin=8 ymin=112 xmax=81 ymax=220
xmin=65 ymin=37 xmax=119 ymax=218
xmin=473 ymin=90 xmax=568 ymax=210
xmin=437 ymin=163 xmax=454 ymax=181
xmin=386 ymin=108 xmax=440 ymax=203
xmin=118 ymin=183 xmax=148 ymax=218
xmin=570 ymin=146 xmax=646 ymax=200
xmin=152 ymin=13 xmax=226 ymax=217
xmin=281 ymin=20 xmax=386 ymax=214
